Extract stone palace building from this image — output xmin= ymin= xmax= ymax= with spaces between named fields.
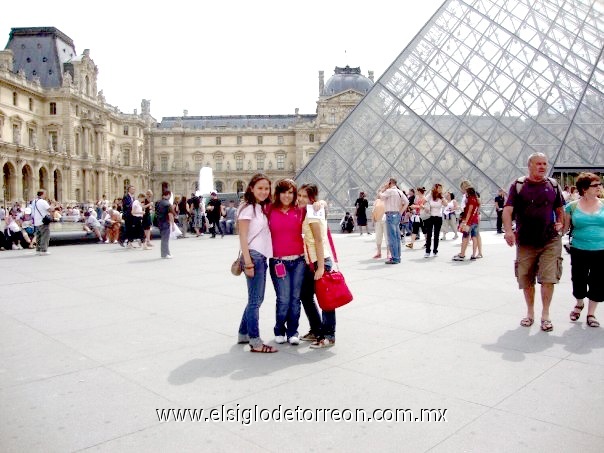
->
xmin=0 ymin=27 xmax=373 ymax=204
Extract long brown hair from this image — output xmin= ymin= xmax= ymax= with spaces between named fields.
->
xmin=299 ymin=183 xmax=319 ymax=203
xmin=242 ymin=173 xmax=271 ymax=215
xmin=273 ymin=178 xmax=297 ymax=210
xmin=431 ymin=183 xmax=443 ymax=200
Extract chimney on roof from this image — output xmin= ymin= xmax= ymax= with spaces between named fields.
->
xmin=368 ymin=70 xmax=374 ymax=82
xmin=319 ymin=71 xmax=324 ymax=95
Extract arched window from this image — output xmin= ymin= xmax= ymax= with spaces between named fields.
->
xmin=236 ymin=180 xmax=244 ymax=193
xmin=215 ymin=181 xmax=224 ymax=192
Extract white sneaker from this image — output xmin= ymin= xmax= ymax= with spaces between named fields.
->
xmin=288 ymin=336 xmax=300 ymax=345
xmin=163 ymin=255 xmax=173 ymax=259
xmin=40 ymin=251 xmax=51 ymax=256
xmin=424 ymin=252 xmax=430 ymax=258
xmin=274 ymin=335 xmax=286 ymax=344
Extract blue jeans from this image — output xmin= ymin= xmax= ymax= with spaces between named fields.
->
xmin=238 ymin=250 xmax=268 ymax=347
xmin=159 ymin=224 xmax=171 ymax=257
xmin=385 ymin=212 xmax=402 ymax=262
xmin=300 ymin=258 xmax=336 ymax=341
xmin=269 ymin=256 xmax=306 ymax=338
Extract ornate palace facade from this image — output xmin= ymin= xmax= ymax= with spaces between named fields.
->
xmin=0 ymin=27 xmax=373 ymax=204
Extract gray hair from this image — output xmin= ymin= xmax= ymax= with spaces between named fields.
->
xmin=527 ymin=152 xmax=547 ymax=166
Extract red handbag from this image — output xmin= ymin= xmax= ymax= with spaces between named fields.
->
xmin=308 ymin=229 xmax=353 ymax=311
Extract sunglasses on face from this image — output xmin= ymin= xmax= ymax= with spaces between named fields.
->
xmin=589 ymin=183 xmax=602 ymax=188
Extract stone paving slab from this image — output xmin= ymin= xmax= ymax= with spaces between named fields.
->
xmin=0 ymin=231 xmax=602 ymax=452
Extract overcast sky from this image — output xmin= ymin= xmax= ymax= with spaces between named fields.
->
xmin=2 ymin=0 xmax=444 ymax=120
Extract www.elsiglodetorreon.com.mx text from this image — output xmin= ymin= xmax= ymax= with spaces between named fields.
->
xmin=156 ymin=405 xmax=448 ymax=425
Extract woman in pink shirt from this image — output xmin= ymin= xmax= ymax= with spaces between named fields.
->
xmin=267 ymin=179 xmax=306 ymax=345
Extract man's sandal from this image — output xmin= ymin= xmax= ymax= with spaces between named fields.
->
xmin=250 ymin=344 xmax=278 ymax=353
xmin=570 ymin=304 xmax=584 ymax=321
xmin=586 ymin=315 xmax=600 ymax=328
xmin=540 ymin=319 xmax=554 ymax=332
xmin=520 ymin=317 xmax=534 ymax=327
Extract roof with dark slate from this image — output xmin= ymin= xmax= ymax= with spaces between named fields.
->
xmin=158 ymin=114 xmax=317 ymax=129
xmin=6 ymin=27 xmax=77 ymax=88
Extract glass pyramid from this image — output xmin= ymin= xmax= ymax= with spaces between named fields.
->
xmin=296 ymin=0 xmax=604 ymax=219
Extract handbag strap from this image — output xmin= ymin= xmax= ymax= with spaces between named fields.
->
xmin=305 ymin=226 xmax=339 ymax=273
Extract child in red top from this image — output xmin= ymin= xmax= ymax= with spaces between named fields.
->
xmin=453 ymin=187 xmax=481 ymax=261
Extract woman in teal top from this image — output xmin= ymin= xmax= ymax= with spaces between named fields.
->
xmin=563 ymin=172 xmax=604 ymax=327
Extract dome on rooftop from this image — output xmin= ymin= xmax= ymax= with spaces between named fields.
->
xmin=322 ymin=66 xmax=373 ymax=96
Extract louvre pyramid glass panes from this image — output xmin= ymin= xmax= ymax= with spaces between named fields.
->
xmin=296 ymin=0 xmax=604 ymax=219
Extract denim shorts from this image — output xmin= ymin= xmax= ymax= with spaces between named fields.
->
xmin=462 ymin=223 xmax=479 ymax=238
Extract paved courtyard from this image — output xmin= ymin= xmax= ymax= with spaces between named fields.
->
xmin=1 ymin=231 xmax=602 ymax=452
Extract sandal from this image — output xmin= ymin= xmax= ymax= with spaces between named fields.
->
xmin=520 ymin=317 xmax=534 ymax=327
xmin=569 ymin=303 xmax=584 ymax=322
xmin=452 ymin=254 xmax=465 ymax=261
xmin=250 ymin=344 xmax=278 ymax=353
xmin=540 ymin=319 xmax=553 ymax=332
xmin=586 ymin=315 xmax=600 ymax=328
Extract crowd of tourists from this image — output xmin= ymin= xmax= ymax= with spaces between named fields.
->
xmin=1 ymin=152 xmax=602 ymax=345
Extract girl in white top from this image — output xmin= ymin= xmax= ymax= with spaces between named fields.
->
xmin=237 ymin=174 xmax=276 ymax=353
xmin=423 ymin=184 xmax=447 ymax=257
xmin=441 ymin=192 xmax=460 ymax=240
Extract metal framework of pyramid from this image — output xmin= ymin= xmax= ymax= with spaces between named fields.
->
xmin=296 ymin=0 xmax=604 ymax=219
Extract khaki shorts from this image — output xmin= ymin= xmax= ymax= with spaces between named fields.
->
xmin=515 ymin=237 xmax=563 ymax=289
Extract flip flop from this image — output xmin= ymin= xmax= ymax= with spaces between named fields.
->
xmin=540 ymin=319 xmax=553 ymax=332
xmin=520 ymin=317 xmax=534 ymax=327
xmin=250 ymin=344 xmax=278 ymax=353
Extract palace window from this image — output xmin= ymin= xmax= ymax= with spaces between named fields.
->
xmin=194 ymin=153 xmax=203 ymax=170
xmin=161 ymin=136 xmax=167 ymax=145
xmin=195 ymin=137 xmax=201 ymax=146
xmin=123 ymin=149 xmax=130 ymax=166
xmin=235 ymin=155 xmax=243 ymax=171
xmin=237 ymin=136 xmax=242 ymax=145
xmin=49 ymin=102 xmax=57 ymax=115
xmin=276 ymin=154 xmax=285 ymax=170
xmin=216 ymin=159 xmax=223 ymax=172
xmin=216 ymin=136 xmax=221 ymax=145
xmin=256 ymin=155 xmax=265 ymax=170
xmin=257 ymin=136 xmax=263 ymax=145
xmin=28 ymin=128 xmax=35 ymax=147
xmin=160 ymin=156 xmax=168 ymax=171
xmin=123 ymin=125 xmax=129 ymax=136
xmin=278 ymin=135 xmax=284 ymax=145
xmin=29 ymin=98 xmax=33 ymax=111
xmin=309 ymin=133 xmax=315 ymax=143
xmin=13 ymin=92 xmax=17 ymax=106
xmin=49 ymin=131 xmax=58 ymax=151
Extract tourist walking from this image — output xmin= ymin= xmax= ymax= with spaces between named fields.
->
xmin=452 ymin=186 xmax=481 ymax=261
xmin=355 ymin=191 xmax=370 ymax=235
xmin=237 ymin=174 xmax=276 ymax=352
xmin=564 ymin=172 xmax=603 ymax=328
xmin=378 ymin=178 xmax=408 ymax=264
xmin=31 ymin=189 xmax=53 ymax=255
xmin=406 ymin=187 xmax=426 ymax=250
xmin=156 ymin=190 xmax=175 ymax=259
xmin=441 ymin=192 xmax=459 ymax=241
xmin=502 ymin=152 xmax=565 ymax=332
xmin=207 ymin=191 xmax=223 ymax=238
xmin=494 ymin=188 xmax=506 ymax=234
xmin=372 ymin=197 xmax=388 ymax=259
xmin=424 ymin=183 xmax=447 ymax=257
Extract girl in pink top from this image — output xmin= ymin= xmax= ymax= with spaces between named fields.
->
xmin=267 ymin=179 xmax=306 ymax=345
